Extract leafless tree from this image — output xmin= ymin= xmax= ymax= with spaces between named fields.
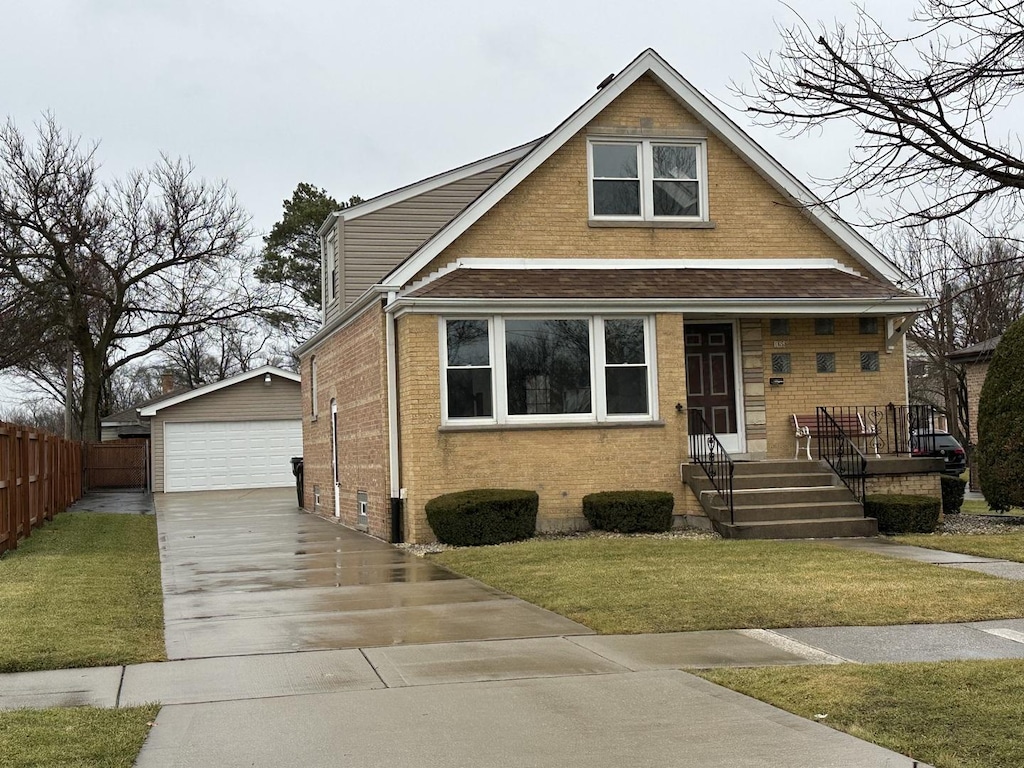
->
xmin=742 ymin=1 xmax=1024 ymax=225
xmin=0 ymin=115 xmax=286 ymax=440
xmin=896 ymin=223 xmax=1024 ymax=438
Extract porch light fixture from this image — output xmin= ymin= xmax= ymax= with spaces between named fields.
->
xmin=264 ymin=373 xmax=272 ymax=386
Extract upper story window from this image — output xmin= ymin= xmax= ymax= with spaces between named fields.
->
xmin=589 ymin=139 xmax=707 ymax=222
xmin=442 ymin=315 xmax=656 ymax=426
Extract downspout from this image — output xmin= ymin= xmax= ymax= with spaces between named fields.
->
xmin=385 ymin=290 xmax=403 ymax=543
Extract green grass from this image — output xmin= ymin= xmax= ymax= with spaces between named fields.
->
xmin=698 ymin=661 xmax=1024 ymax=768
xmin=0 ymin=705 xmax=159 ymax=768
xmin=896 ymin=533 xmax=1024 ymax=561
xmin=432 ymin=537 xmax=1024 ymax=632
xmin=0 ymin=513 xmax=165 ymax=672
xmin=960 ymin=499 xmax=1024 ymax=516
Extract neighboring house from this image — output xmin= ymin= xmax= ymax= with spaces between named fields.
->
xmin=948 ymin=336 xmax=1000 ymax=491
xmin=138 ymin=365 xmax=302 ymax=493
xmin=295 ymin=49 xmax=929 ymax=543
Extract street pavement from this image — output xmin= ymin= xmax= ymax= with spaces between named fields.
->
xmin=13 ymin=488 xmax=1024 ymax=765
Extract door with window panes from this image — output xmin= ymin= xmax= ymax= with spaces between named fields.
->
xmin=684 ymin=323 xmax=741 ymax=452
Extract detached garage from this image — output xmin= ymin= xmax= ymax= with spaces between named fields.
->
xmin=140 ymin=365 xmax=302 ymax=493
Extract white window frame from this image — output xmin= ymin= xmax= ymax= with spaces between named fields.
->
xmin=440 ymin=315 xmax=658 ymax=426
xmin=588 ymin=138 xmax=708 ymax=223
xmin=310 ymin=355 xmax=318 ymax=419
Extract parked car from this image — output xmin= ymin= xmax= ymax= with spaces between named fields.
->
xmin=911 ymin=431 xmax=967 ymax=475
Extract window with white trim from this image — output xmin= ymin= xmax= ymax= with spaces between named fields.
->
xmin=441 ymin=316 xmax=656 ymax=425
xmin=310 ymin=355 xmax=318 ymax=418
xmin=589 ymin=139 xmax=707 ymax=221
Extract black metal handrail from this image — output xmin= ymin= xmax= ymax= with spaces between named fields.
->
xmin=817 ymin=404 xmax=939 ymax=456
xmin=687 ymin=409 xmax=735 ymax=524
xmin=815 ymin=406 xmax=867 ymax=504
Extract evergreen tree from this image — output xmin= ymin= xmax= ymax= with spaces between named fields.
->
xmin=977 ymin=317 xmax=1024 ymax=510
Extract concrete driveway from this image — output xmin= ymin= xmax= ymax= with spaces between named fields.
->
xmin=156 ymin=488 xmax=590 ymax=659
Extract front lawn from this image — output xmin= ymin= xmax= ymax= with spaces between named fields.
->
xmin=0 ymin=705 xmax=159 ymax=768
xmin=699 ymin=660 xmax=1024 ymax=768
xmin=432 ymin=537 xmax=1024 ymax=632
xmin=896 ymin=533 xmax=1024 ymax=562
xmin=0 ymin=513 xmax=165 ymax=672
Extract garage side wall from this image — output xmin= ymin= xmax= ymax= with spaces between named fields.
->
xmin=151 ymin=376 xmax=301 ymax=493
xmin=299 ymin=303 xmax=392 ymax=539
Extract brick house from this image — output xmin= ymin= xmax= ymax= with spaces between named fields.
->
xmin=948 ymin=335 xmax=1000 ymax=490
xmin=295 ymin=49 xmax=930 ymax=543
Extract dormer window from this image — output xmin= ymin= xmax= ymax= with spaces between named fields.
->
xmin=589 ymin=139 xmax=707 ymax=222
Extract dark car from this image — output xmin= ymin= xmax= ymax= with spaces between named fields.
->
xmin=911 ymin=431 xmax=967 ymax=475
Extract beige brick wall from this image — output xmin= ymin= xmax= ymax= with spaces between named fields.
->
xmin=866 ymin=473 xmax=941 ymax=500
xmin=299 ymin=303 xmax=392 ymax=539
xmin=762 ymin=318 xmax=906 ymax=459
xmin=396 ymin=312 xmax=692 ymax=543
xmin=964 ymin=360 xmax=989 ymax=446
xmin=413 ymin=75 xmax=865 ymax=281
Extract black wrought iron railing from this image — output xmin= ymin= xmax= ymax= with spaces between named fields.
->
xmin=687 ymin=409 xmax=735 ymax=524
xmin=817 ymin=404 xmax=941 ymax=456
xmin=815 ymin=407 xmax=867 ymax=504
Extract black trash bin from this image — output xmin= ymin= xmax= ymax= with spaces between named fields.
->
xmin=289 ymin=457 xmax=304 ymax=507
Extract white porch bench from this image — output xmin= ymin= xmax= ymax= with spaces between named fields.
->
xmin=792 ymin=413 xmax=880 ymax=459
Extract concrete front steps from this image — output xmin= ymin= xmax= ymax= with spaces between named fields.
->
xmin=681 ymin=459 xmax=877 ymax=540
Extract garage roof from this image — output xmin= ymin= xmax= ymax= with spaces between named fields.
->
xmin=139 ymin=365 xmax=299 ymax=416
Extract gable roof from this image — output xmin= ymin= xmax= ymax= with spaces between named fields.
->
xmin=138 ymin=365 xmax=299 ymax=416
xmin=382 ymin=48 xmax=907 ymax=288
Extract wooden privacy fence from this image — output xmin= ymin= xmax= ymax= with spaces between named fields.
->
xmin=84 ymin=439 xmax=148 ymax=491
xmin=0 ymin=421 xmax=83 ymax=556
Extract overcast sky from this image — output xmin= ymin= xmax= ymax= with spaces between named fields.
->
xmin=1 ymin=0 xmax=915 ymax=408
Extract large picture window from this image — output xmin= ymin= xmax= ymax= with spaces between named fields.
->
xmin=590 ymin=139 xmax=707 ymax=221
xmin=441 ymin=316 xmax=655 ymax=424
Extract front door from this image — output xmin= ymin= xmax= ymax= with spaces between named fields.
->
xmin=685 ymin=323 xmax=742 ymax=453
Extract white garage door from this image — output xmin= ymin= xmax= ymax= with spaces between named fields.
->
xmin=164 ymin=420 xmax=303 ymax=492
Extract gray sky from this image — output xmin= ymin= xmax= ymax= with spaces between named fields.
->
xmin=0 ymin=0 xmax=914 ymax=408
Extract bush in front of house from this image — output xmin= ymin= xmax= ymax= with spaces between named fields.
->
xmin=865 ymin=494 xmax=942 ymax=534
xmin=941 ymin=475 xmax=967 ymax=515
xmin=425 ymin=489 xmax=538 ymax=546
xmin=582 ymin=490 xmax=674 ymax=533
xmin=978 ymin=317 xmax=1024 ymax=511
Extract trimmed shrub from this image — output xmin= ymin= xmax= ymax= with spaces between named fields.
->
xmin=425 ymin=489 xmax=538 ymax=546
xmin=582 ymin=491 xmax=674 ymax=533
xmin=865 ymin=494 xmax=941 ymax=534
xmin=978 ymin=318 xmax=1024 ymax=511
xmin=941 ymin=474 xmax=967 ymax=515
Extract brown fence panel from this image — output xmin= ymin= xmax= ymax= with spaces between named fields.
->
xmin=0 ymin=421 xmax=83 ymax=556
xmin=83 ymin=439 xmax=148 ymax=491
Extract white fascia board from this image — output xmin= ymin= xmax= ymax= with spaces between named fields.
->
xmin=293 ymin=286 xmax=389 ymax=357
xmin=384 ymin=48 xmax=906 ymax=289
xmin=317 ymin=212 xmax=340 ymax=237
xmin=139 ymin=365 xmax=299 ymax=416
xmin=388 ymin=295 xmax=931 ymax=318
xmin=338 ymin=141 xmax=540 ymax=223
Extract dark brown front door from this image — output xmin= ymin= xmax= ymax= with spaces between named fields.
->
xmin=685 ymin=323 xmax=738 ymax=435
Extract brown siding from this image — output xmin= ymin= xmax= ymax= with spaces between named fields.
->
xmin=151 ymin=375 xmax=301 ymax=493
xmin=341 ymin=162 xmax=516 ymax=306
xmin=299 ymin=304 xmax=392 ymax=539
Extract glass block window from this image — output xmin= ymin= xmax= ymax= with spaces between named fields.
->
xmin=859 ymin=317 xmax=879 ymax=335
xmin=816 ymin=352 xmax=836 ymax=373
xmin=771 ymin=353 xmax=791 ymax=374
xmin=770 ymin=319 xmax=790 ymax=336
xmin=815 ymin=318 xmax=835 ymax=335
xmin=861 ymin=351 xmax=880 ymax=372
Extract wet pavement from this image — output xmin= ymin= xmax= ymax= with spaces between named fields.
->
xmin=67 ymin=490 xmax=153 ymax=514
xmin=156 ymin=489 xmax=591 ymax=659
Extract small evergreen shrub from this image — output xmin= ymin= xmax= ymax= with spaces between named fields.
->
xmin=865 ymin=494 xmax=941 ymax=534
xmin=941 ymin=475 xmax=967 ymax=515
xmin=425 ymin=489 xmax=538 ymax=546
xmin=582 ymin=491 xmax=674 ymax=533
xmin=978 ymin=318 xmax=1024 ymax=511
